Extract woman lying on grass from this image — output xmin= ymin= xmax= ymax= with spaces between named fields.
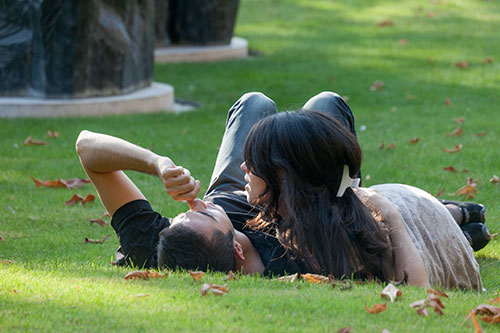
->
xmin=239 ymin=93 xmax=488 ymax=290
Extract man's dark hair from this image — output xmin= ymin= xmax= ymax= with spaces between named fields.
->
xmin=157 ymin=223 xmax=236 ymax=272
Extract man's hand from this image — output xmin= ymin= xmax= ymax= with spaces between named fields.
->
xmin=155 ymin=156 xmax=200 ymax=201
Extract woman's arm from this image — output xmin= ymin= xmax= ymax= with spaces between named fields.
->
xmin=355 ymin=187 xmax=430 ymax=287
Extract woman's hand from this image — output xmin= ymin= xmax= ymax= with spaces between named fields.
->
xmin=155 ymin=156 xmax=200 ymax=202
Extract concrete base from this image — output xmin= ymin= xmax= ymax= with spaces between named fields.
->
xmin=0 ymin=82 xmax=174 ymax=118
xmin=155 ymin=37 xmax=248 ymax=63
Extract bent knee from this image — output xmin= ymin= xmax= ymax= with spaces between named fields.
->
xmin=239 ymin=92 xmax=276 ymax=110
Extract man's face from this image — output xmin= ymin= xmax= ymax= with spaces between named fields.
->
xmin=171 ymin=199 xmax=235 ymax=238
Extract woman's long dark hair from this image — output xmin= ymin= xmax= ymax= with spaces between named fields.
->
xmin=244 ymin=110 xmax=393 ymax=280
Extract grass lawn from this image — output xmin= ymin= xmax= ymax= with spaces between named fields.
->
xmin=1 ymin=0 xmax=499 ymax=331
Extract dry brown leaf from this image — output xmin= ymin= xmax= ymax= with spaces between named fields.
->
xmin=103 ymin=212 xmax=111 ymax=218
xmin=0 ymin=235 xmax=4 ymax=241
xmin=471 ymin=304 xmax=500 ymax=324
xmin=445 ymin=98 xmax=452 ymax=106
xmin=277 ymin=273 xmax=299 ymax=282
xmin=455 ymin=185 xmax=478 ymax=200
xmin=365 ymin=303 xmax=387 ymax=314
xmin=427 ymin=294 xmax=445 ymax=315
xmin=408 ymin=137 xmax=420 ymax=144
xmin=13 ymin=289 xmax=19 ymax=294
xmin=124 ymin=270 xmax=150 ymax=280
xmin=488 ymin=297 xmax=500 ymax=304
xmin=406 ymin=95 xmax=416 ymax=101
xmin=189 ymin=270 xmax=204 ymax=282
xmin=377 ymin=20 xmax=394 ymax=26
xmin=427 ymin=289 xmax=449 ymax=298
xmin=31 ymin=176 xmax=90 ymax=189
xmin=436 ymin=188 xmax=446 ymax=197
xmin=399 ymin=39 xmax=408 ymax=45
xmin=84 ymin=235 xmax=110 ymax=244
xmin=386 ymin=143 xmax=396 ymax=150
xmin=90 ymin=219 xmax=108 ymax=227
xmin=224 ymin=270 xmax=237 ymax=281
xmin=454 ymin=61 xmax=469 ymax=69
xmin=338 ymin=327 xmax=351 ymax=333
xmin=1 ymin=259 xmax=15 ymax=265
xmin=47 ymin=130 xmax=60 ymax=138
xmin=81 ymin=194 xmax=95 ymax=205
xmin=427 ymin=11 xmax=435 ymax=18
xmin=490 ymin=175 xmax=499 ymax=185
xmin=381 ymin=283 xmax=402 ymax=302
xmin=476 ymin=130 xmax=487 ymax=137
xmin=484 ymin=57 xmax=493 ymax=64
xmin=453 ymin=117 xmax=464 ymax=124
xmin=134 ymin=293 xmax=151 ymax=298
xmin=446 ymin=127 xmax=463 ymax=137
xmin=378 ymin=142 xmax=385 ymax=149
xmin=147 ymin=270 xmax=168 ymax=279
xmin=24 ymin=136 xmax=48 ymax=146
xmin=466 ymin=177 xmax=478 ymax=187
xmin=200 ymin=283 xmax=228 ymax=296
xmin=370 ymin=81 xmax=385 ymax=91
xmin=443 ymin=166 xmax=458 ymax=173
xmin=301 ymin=273 xmax=330 ymax=284
xmin=64 ymin=194 xmax=84 ymax=206
xmin=469 ymin=311 xmax=484 ymax=333
xmin=442 ymin=144 xmax=462 ymax=153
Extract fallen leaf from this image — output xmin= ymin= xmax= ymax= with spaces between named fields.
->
xmin=200 ymin=283 xmax=228 ymax=296
xmin=365 ymin=174 xmax=371 ymax=181
xmin=382 ymin=330 xmax=391 ymax=333
xmin=370 ymin=81 xmax=385 ymax=91
xmin=442 ymin=144 xmax=462 ymax=153
xmin=338 ymin=327 xmax=351 ymax=333
xmin=147 ymin=270 xmax=168 ymax=279
xmin=469 ymin=311 xmax=484 ymax=333
xmin=445 ymin=98 xmax=452 ymax=106
xmin=103 ymin=212 xmax=111 ymax=218
xmin=454 ymin=61 xmax=469 ymax=68
xmin=277 ymin=273 xmax=299 ymax=282
xmin=64 ymin=194 xmax=84 ymax=206
xmin=0 ymin=235 xmax=4 ymax=241
xmin=24 ymin=136 xmax=48 ymax=146
xmin=81 ymin=194 xmax=95 ymax=205
xmin=47 ymin=130 xmax=60 ymax=138
xmin=436 ymin=188 xmax=445 ymax=197
xmin=471 ymin=304 xmax=500 ymax=324
xmin=365 ymin=303 xmax=387 ymax=314
xmin=443 ymin=166 xmax=458 ymax=173
xmin=455 ymin=185 xmax=478 ymax=200
xmin=378 ymin=142 xmax=385 ymax=149
xmin=134 ymin=293 xmax=151 ymax=298
xmin=189 ymin=270 xmax=204 ymax=282
xmin=301 ymin=273 xmax=330 ymax=284
xmin=490 ymin=175 xmax=499 ymax=185
xmin=386 ymin=143 xmax=396 ymax=150
xmin=461 ymin=169 xmax=470 ymax=173
xmin=453 ymin=117 xmax=464 ymax=124
xmin=328 ymin=77 xmax=335 ymax=83
xmin=488 ymin=297 xmax=500 ymax=304
xmin=406 ymin=95 xmax=416 ymax=101
xmin=84 ymin=235 xmax=110 ymax=244
xmin=1 ymin=259 xmax=15 ymax=264
xmin=377 ymin=20 xmax=394 ymax=26
xmin=467 ymin=177 xmax=479 ymax=187
xmin=381 ymin=283 xmax=402 ymax=302
xmin=408 ymin=137 xmax=420 ymax=144
xmin=31 ymin=176 xmax=90 ymax=189
xmin=410 ymin=291 xmax=446 ymax=316
xmin=446 ymin=127 xmax=463 ymax=137
xmin=428 ymin=58 xmax=435 ymax=64
xmin=224 ymin=270 xmax=237 ymax=281
xmin=399 ymin=39 xmax=408 ymax=45
xmin=476 ymin=130 xmax=487 ymax=137
xmin=13 ymin=289 xmax=19 ymax=294
xmin=124 ymin=270 xmax=149 ymax=280
xmin=484 ymin=57 xmax=493 ymax=64
xmin=90 ymin=219 xmax=108 ymax=227
xmin=427 ymin=11 xmax=435 ymax=18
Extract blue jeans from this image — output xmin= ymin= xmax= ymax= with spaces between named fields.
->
xmin=205 ymin=91 xmax=357 ymax=197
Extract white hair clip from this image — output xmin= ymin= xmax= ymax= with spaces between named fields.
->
xmin=336 ymin=164 xmax=360 ymax=197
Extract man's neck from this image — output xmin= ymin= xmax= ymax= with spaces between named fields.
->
xmin=234 ymin=230 xmax=265 ymax=275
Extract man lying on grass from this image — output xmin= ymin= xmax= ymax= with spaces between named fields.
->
xmin=76 ymin=92 xmax=489 ymax=290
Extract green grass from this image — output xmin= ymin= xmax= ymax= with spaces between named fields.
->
xmin=1 ymin=0 xmax=499 ymax=331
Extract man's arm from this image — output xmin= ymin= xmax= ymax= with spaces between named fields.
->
xmin=76 ymin=130 xmax=200 ymax=215
xmin=356 ymin=187 xmax=430 ymax=287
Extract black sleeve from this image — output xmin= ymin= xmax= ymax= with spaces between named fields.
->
xmin=111 ymin=199 xmax=170 ymax=268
